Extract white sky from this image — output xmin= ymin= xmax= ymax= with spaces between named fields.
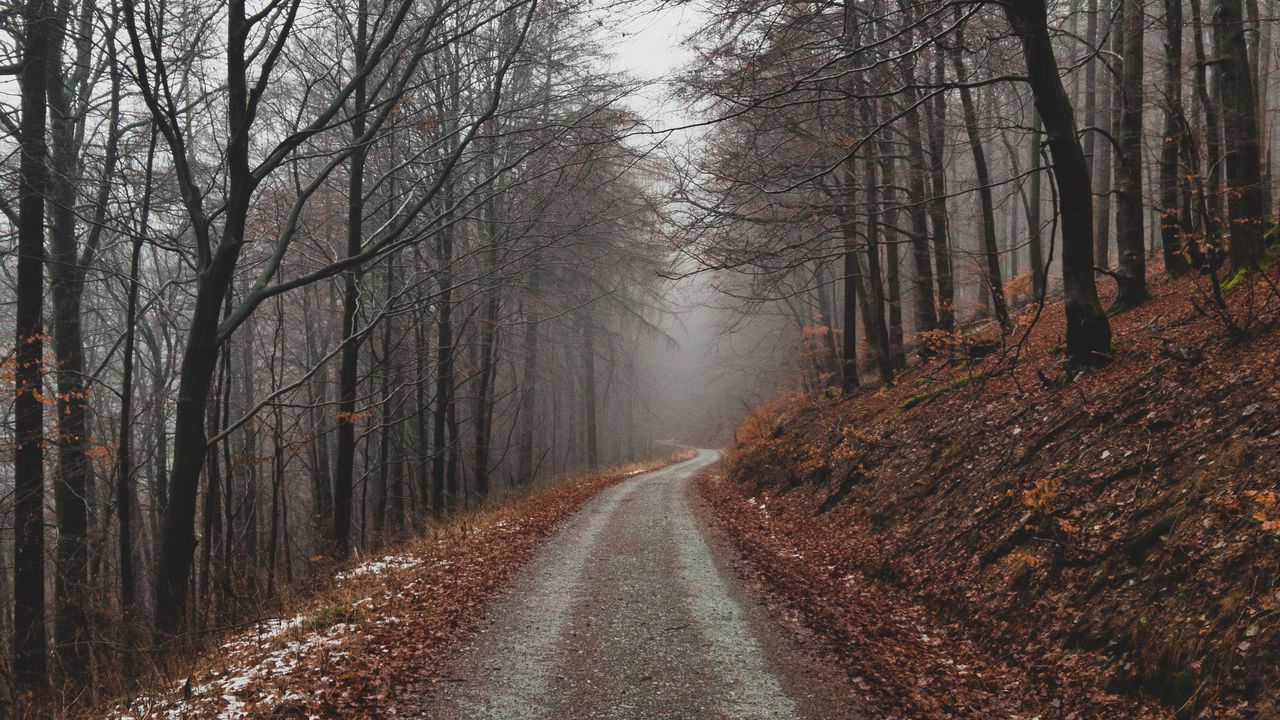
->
xmin=600 ymin=2 xmax=706 ymax=134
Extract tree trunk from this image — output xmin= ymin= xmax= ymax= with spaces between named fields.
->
xmin=1028 ymin=108 xmax=1048 ymax=298
xmin=880 ymin=152 xmax=906 ymax=366
xmin=1215 ymin=0 xmax=1267 ymax=269
xmin=332 ymin=0 xmax=368 ymax=556
xmin=904 ymin=103 xmax=939 ymax=335
xmin=928 ymin=51 xmax=956 ymax=331
xmin=153 ymin=0 xmax=259 ymax=639
xmin=1161 ymin=0 xmax=1193 ymax=275
xmin=433 ymin=42 xmax=462 ymax=517
xmin=1007 ymin=0 xmax=1114 ymax=364
xmin=1095 ymin=4 xmax=1117 ymax=267
xmin=13 ymin=0 xmax=55 ymax=693
xmin=388 ymin=429 xmax=405 ymax=531
xmin=432 ymin=245 xmax=455 ymax=515
xmin=1113 ymin=0 xmax=1148 ymax=307
xmin=267 ymin=407 xmax=284 ymax=596
xmin=201 ymin=358 xmax=227 ymax=620
xmin=414 ymin=320 xmax=431 ymax=510
xmin=374 ymin=264 xmax=394 ymax=538
xmin=473 ymin=191 xmax=501 ymax=500
xmin=840 ymin=216 xmax=860 ymax=393
xmin=302 ymin=287 xmax=333 ymax=528
xmin=46 ymin=0 xmax=92 ymax=681
xmin=1082 ymin=0 xmax=1101 ymax=181
xmin=861 ymin=152 xmax=894 ymax=385
xmin=1191 ymin=0 xmax=1224 ymax=240
xmin=117 ymin=198 xmax=147 ymax=630
xmin=952 ymin=46 xmax=1013 ymax=333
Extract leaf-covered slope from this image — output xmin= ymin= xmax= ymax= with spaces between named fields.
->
xmin=714 ymin=270 xmax=1280 ymax=718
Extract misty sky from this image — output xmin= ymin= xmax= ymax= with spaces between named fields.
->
xmin=585 ymin=3 xmax=796 ymax=442
xmin=603 ymin=2 xmax=704 ymax=131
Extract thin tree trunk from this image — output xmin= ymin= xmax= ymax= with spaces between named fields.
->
xmin=474 ymin=194 xmax=501 ymax=500
xmin=1095 ymin=3 xmax=1117 ymax=267
xmin=1083 ymin=0 xmax=1101 ymax=177
xmin=388 ymin=428 xmax=405 ymax=531
xmin=433 ymin=43 xmax=462 ymax=517
xmin=861 ymin=151 xmax=894 ymax=385
xmin=928 ymin=51 xmax=956 ymax=331
xmin=374 ymin=264 xmax=394 ymax=538
xmin=1191 ymin=0 xmax=1224 ymax=239
xmin=46 ymin=0 xmax=101 ymax=681
xmin=952 ymin=44 xmax=1013 ymax=332
xmin=333 ymin=0 xmax=368 ymax=556
xmin=880 ymin=152 xmax=906 ymax=366
xmin=432 ymin=250 xmax=455 ymax=516
xmin=1161 ymin=0 xmax=1193 ymax=275
xmin=116 ymin=153 xmax=150 ymax=627
xmin=1114 ymin=0 xmax=1148 ymax=307
xmin=414 ymin=320 xmax=431 ymax=511
xmin=840 ymin=217 xmax=860 ymax=392
xmin=302 ymin=288 xmax=333 ymax=526
xmin=1028 ymin=107 xmax=1047 ymax=298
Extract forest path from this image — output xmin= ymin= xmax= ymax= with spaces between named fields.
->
xmin=418 ymin=449 xmax=854 ymax=719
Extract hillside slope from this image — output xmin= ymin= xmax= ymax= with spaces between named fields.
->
xmin=708 ymin=270 xmax=1280 ymax=718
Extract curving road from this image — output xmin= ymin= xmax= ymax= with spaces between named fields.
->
xmin=419 ymin=449 xmax=855 ymax=719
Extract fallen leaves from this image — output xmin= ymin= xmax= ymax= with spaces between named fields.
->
xmin=713 ymin=266 xmax=1280 ymax=716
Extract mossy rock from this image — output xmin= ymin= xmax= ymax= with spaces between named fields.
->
xmin=899 ymin=392 xmax=930 ymax=410
xmin=898 ymin=374 xmax=976 ymax=411
xmin=1220 ymin=267 xmax=1248 ymax=292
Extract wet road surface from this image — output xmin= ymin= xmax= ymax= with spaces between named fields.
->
xmin=420 ymin=449 xmax=856 ymax=719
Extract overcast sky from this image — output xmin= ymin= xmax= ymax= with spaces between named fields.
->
xmin=601 ymin=2 xmax=705 ymax=134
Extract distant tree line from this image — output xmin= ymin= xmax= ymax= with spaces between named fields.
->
xmin=671 ymin=0 xmax=1276 ymax=390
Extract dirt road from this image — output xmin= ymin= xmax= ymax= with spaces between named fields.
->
xmin=419 ymin=449 xmax=854 ymax=719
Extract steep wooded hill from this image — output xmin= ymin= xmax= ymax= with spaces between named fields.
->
xmin=710 ymin=269 xmax=1280 ymax=718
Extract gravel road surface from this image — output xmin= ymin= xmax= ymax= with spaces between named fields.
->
xmin=419 ymin=449 xmax=857 ymax=719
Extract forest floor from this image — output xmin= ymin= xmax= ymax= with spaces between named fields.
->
xmin=107 ymin=450 xmax=695 ymax=719
xmin=709 ymin=266 xmax=1280 ymax=719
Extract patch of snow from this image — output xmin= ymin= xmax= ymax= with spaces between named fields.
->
xmin=336 ymin=554 xmax=422 ymax=581
xmin=111 ymin=614 xmax=359 ymax=719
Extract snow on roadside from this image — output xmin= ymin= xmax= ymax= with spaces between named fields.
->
xmin=109 ymin=552 xmax=431 ymax=718
xmin=108 ymin=456 xmax=688 ymax=719
xmin=334 ymin=553 xmax=422 ymax=582
xmin=111 ymin=619 xmax=357 ymax=719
